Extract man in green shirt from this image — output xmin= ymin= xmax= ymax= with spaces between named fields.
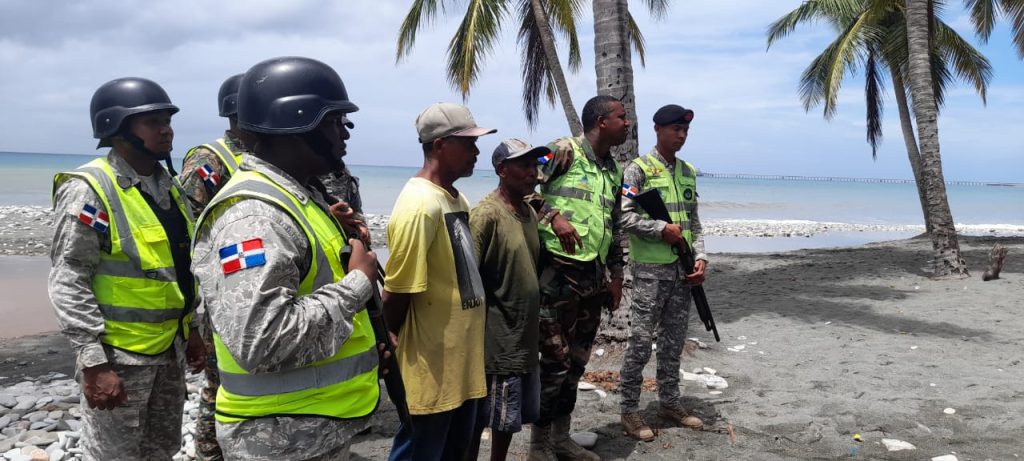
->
xmin=467 ymin=139 xmax=550 ymax=461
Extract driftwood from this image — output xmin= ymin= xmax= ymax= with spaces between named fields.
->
xmin=982 ymin=244 xmax=1008 ymax=281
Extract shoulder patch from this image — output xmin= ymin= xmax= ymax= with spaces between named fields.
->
xmin=219 ymin=238 xmax=266 ymax=275
xmin=197 ymin=164 xmax=221 ymax=189
xmin=538 ymin=151 xmax=554 ymax=165
xmin=621 ymin=184 xmax=638 ymax=198
xmin=78 ymin=204 xmax=110 ymax=233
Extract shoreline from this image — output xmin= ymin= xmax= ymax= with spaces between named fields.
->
xmin=4 ymin=205 xmax=1022 ymax=258
xmin=3 ymin=235 xmax=1022 ymax=460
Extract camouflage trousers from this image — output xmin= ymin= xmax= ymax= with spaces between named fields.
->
xmin=198 ymin=315 xmax=224 ymax=461
xmin=535 ymin=253 xmax=610 ymax=427
xmin=79 ymin=361 xmax=185 ymax=461
xmin=618 ymin=276 xmax=692 ymax=413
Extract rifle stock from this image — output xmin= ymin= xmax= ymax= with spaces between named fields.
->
xmin=633 ymin=190 xmax=720 ymax=342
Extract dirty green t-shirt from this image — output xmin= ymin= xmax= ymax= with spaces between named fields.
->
xmin=469 ymin=191 xmax=541 ymax=374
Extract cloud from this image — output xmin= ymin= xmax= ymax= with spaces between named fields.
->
xmin=0 ymin=0 xmax=1020 ymax=182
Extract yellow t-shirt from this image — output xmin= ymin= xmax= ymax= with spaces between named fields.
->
xmin=384 ymin=177 xmax=486 ymax=414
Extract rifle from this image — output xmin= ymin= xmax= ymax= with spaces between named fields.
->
xmin=313 ymin=178 xmax=412 ymax=428
xmin=633 ymin=189 xmax=720 ymax=342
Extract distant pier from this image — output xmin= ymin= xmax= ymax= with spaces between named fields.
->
xmin=696 ymin=172 xmax=1021 ymax=188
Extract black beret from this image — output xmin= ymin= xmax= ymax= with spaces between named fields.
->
xmin=653 ymin=104 xmax=694 ymax=125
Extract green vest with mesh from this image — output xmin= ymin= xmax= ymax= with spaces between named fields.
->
xmin=538 ymin=138 xmax=622 ymax=263
xmin=628 ymin=153 xmax=697 ymax=264
xmin=52 ymin=158 xmax=194 ymax=355
xmin=196 ymin=170 xmax=379 ymax=423
xmin=185 ymin=137 xmax=245 ymax=176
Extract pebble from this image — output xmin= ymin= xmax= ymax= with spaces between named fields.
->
xmin=570 ymin=431 xmax=598 ymax=448
xmin=943 ymin=408 xmax=956 ymax=415
xmin=882 ymin=438 xmax=917 ymax=451
xmin=931 ymin=456 xmax=958 ymax=461
xmin=698 ymin=375 xmax=729 ymax=389
xmin=577 ymin=382 xmax=597 ymax=391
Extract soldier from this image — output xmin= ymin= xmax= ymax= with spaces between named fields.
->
xmin=180 ymin=74 xmax=249 ymax=216
xmin=49 ymin=77 xmax=205 ymax=461
xmin=466 ymin=139 xmax=550 ymax=461
xmin=178 ymin=73 xmax=249 ymax=461
xmin=316 ymin=117 xmax=371 ymax=245
xmin=190 ymin=56 xmax=381 ymax=461
xmin=382 ymin=102 xmax=495 ymax=461
xmin=529 ymin=95 xmax=629 ymax=461
xmin=618 ymin=104 xmax=706 ymax=441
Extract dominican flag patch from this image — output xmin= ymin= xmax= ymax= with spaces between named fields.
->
xmin=219 ymin=238 xmax=267 ymax=275
xmin=197 ymin=164 xmax=220 ymax=189
xmin=621 ymin=184 xmax=638 ymax=198
xmin=78 ymin=204 xmax=110 ymax=233
xmin=538 ymin=151 xmax=554 ymax=165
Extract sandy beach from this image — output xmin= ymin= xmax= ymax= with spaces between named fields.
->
xmin=2 ymin=210 xmax=1021 ymax=460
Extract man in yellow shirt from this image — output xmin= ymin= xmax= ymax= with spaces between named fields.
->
xmin=382 ymin=102 xmax=496 ymax=461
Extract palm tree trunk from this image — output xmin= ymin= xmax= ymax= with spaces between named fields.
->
xmin=904 ymin=0 xmax=968 ymax=277
xmin=889 ymin=68 xmax=933 ymax=235
xmin=593 ymin=0 xmax=639 ymax=165
xmin=529 ymin=0 xmax=583 ymax=136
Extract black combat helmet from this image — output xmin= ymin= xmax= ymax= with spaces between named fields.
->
xmin=90 ymin=77 xmax=179 ymax=148
xmin=218 ymin=74 xmax=244 ymax=117
xmin=237 ymin=56 xmax=358 ymax=135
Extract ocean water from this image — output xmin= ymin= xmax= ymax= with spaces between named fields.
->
xmin=3 ymin=151 xmax=1022 ymax=251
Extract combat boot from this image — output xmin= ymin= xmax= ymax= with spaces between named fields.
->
xmin=549 ymin=414 xmax=601 ymax=461
xmin=620 ymin=412 xmax=655 ymax=442
xmin=528 ymin=424 xmax=557 ymax=461
xmin=657 ymin=404 xmax=704 ymax=430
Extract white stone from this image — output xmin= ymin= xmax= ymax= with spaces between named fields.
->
xmin=708 ymin=391 xmax=723 ymax=395
xmin=570 ymin=431 xmax=598 ymax=449
xmin=732 ymin=345 xmax=746 ymax=351
xmin=910 ymin=346 xmax=918 ymax=350
xmin=0 ymin=396 xmax=17 ymax=409
xmin=577 ymin=382 xmax=597 ymax=391
xmin=64 ymin=420 xmax=82 ymax=432
xmin=882 ymin=438 xmax=917 ymax=451
xmin=697 ymin=375 xmax=728 ymax=390
xmin=25 ymin=412 xmax=47 ymax=423
xmin=594 ymin=389 xmax=607 ymax=399
xmin=932 ymin=455 xmax=959 ymax=461
xmin=595 ymin=348 xmax=605 ymax=357
xmin=46 ymin=412 xmax=62 ymax=421
xmin=651 ymin=343 xmax=657 ymax=350
xmin=34 ymin=397 xmax=52 ymax=407
xmin=943 ymin=408 xmax=956 ymax=415
xmin=737 ymin=336 xmax=747 ymax=340
xmin=702 ymin=367 xmax=717 ymax=375
xmin=0 ymin=416 xmax=11 ymax=428
xmin=681 ymin=372 xmax=699 ymax=381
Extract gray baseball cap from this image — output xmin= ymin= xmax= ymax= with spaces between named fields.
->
xmin=491 ymin=138 xmax=551 ymax=168
xmin=415 ymin=102 xmax=496 ymax=143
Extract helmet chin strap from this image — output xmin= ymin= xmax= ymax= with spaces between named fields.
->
xmin=122 ymin=131 xmax=177 ymax=176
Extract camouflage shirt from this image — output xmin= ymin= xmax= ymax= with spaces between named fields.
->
xmin=180 ymin=132 xmax=246 ymax=217
xmin=49 ymin=150 xmax=191 ymax=373
xmin=318 ymin=162 xmax=363 ymax=214
xmin=532 ymin=135 xmax=626 ymax=279
xmin=191 ymin=155 xmax=373 ymax=460
xmin=620 ymin=147 xmax=707 ymax=281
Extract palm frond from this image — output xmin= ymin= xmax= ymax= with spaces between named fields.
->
xmin=865 ymin=49 xmax=885 ymax=159
xmin=446 ymin=0 xmax=508 ymax=97
xmin=934 ymin=19 xmax=993 ymax=103
xmin=544 ymin=0 xmax=584 ymax=72
xmin=998 ymin=0 xmax=1024 ymax=57
xmin=965 ymin=0 xmax=998 ymax=40
xmin=929 ymin=44 xmax=954 ymax=112
xmin=798 ymin=10 xmax=875 ymax=118
xmin=396 ymin=0 xmax=445 ymax=62
xmin=766 ymin=0 xmax=863 ymax=49
xmin=518 ymin=0 xmax=553 ymax=128
xmin=626 ymin=10 xmax=648 ymax=67
xmin=639 ymin=0 xmax=671 ymax=20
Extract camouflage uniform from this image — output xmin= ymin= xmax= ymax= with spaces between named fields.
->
xmin=318 ymin=161 xmax=363 ymax=215
xmin=180 ymin=132 xmax=246 ymax=461
xmin=49 ymin=151 xmax=193 ymax=461
xmin=191 ymin=155 xmax=373 ymax=461
xmin=534 ymin=136 xmax=626 ymax=427
xmin=617 ymin=147 xmax=707 ymax=413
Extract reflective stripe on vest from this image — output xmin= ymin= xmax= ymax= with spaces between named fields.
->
xmin=204 ymin=138 xmax=244 ymax=175
xmin=52 ymin=158 xmax=194 ymax=355
xmin=628 ymin=154 xmax=698 ymax=265
xmin=538 ymin=139 xmax=622 ymax=263
xmin=196 ymin=171 xmax=379 ymax=422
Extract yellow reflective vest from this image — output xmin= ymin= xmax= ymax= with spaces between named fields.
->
xmin=628 ymin=153 xmax=698 ymax=264
xmin=53 ymin=158 xmax=195 ymax=355
xmin=197 ymin=170 xmax=379 ymax=423
xmin=538 ymin=138 xmax=622 ymax=263
xmin=185 ymin=137 xmax=245 ymax=176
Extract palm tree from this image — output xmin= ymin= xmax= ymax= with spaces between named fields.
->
xmin=396 ymin=0 xmax=585 ymax=135
xmin=766 ymin=0 xmax=992 ymax=239
xmin=905 ymin=0 xmax=968 ymax=276
xmin=593 ymin=0 xmax=669 ymax=164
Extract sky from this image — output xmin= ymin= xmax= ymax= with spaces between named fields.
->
xmin=0 ymin=0 xmax=1021 ymax=182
